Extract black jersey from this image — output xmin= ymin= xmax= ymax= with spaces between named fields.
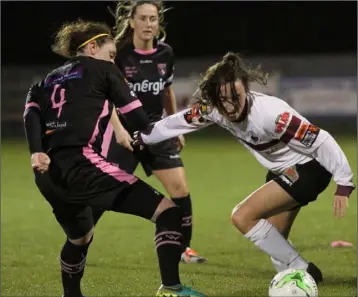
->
xmin=24 ymin=56 xmax=149 ymax=154
xmin=115 ymin=41 xmax=174 ymax=122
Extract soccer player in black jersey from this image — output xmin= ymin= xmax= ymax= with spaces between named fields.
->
xmin=105 ymin=0 xmax=206 ymax=264
xmin=23 ymin=20 xmax=205 ymax=297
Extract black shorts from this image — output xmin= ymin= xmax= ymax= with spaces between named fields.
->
xmin=34 ymin=171 xmax=106 ymax=239
xmin=266 ymin=159 xmax=332 ymax=207
xmin=38 ymin=147 xmax=165 ymax=239
xmin=106 ymin=133 xmax=183 ymax=176
xmin=48 ymin=146 xmax=138 ymax=206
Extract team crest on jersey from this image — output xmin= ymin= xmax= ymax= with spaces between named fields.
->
xmin=157 ymin=63 xmax=167 ymax=76
xmin=300 ymin=124 xmax=320 ymax=147
xmin=280 ymin=166 xmax=299 ymax=186
xmin=275 ymin=112 xmax=290 ymax=134
xmin=183 ymin=103 xmax=209 ymax=124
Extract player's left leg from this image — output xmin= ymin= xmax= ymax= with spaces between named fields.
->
xmin=143 ymin=139 xmax=206 ymax=264
xmin=231 ymin=181 xmax=323 ymax=281
xmin=267 ymin=208 xmax=301 ymax=272
xmin=111 ymin=179 xmax=206 ymax=296
xmin=264 ymin=166 xmax=327 ymax=275
xmin=152 ymin=167 xmax=206 ymax=264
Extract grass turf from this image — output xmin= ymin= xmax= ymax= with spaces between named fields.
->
xmin=1 ymin=135 xmax=356 ymax=296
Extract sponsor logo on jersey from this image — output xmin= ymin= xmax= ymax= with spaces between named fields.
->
xmin=46 ymin=121 xmax=67 ymax=130
xmin=294 ymin=121 xmax=309 ymax=141
xmin=275 ymin=112 xmax=290 ymax=134
xmin=157 ymin=63 xmax=167 ymax=76
xmin=127 ymin=78 xmax=166 ymax=95
xmin=299 ymin=124 xmax=320 ymax=147
xmin=124 ymin=66 xmax=137 ymax=77
xmin=45 ymin=64 xmax=83 ymax=87
xmin=140 ymin=59 xmax=152 ymax=64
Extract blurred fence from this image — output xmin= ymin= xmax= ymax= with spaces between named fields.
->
xmin=2 ymin=54 xmax=356 ymax=139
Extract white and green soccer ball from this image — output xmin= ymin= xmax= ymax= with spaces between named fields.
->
xmin=269 ymin=268 xmax=318 ymax=297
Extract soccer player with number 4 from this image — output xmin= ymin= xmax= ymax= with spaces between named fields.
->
xmin=133 ymin=52 xmax=355 ymax=283
xmin=23 ymin=19 xmax=206 ymax=297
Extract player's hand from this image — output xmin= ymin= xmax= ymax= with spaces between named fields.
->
xmin=31 ymin=152 xmax=51 ymax=173
xmin=132 ymin=131 xmax=147 ymax=151
xmin=333 ymin=195 xmax=349 ymax=218
xmin=175 ymin=135 xmax=185 ymax=151
xmin=114 ymin=128 xmax=134 ymax=152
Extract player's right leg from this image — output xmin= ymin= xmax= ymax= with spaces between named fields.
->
xmin=111 ymin=179 xmax=206 ymax=297
xmin=56 ymin=209 xmax=94 ymax=297
xmin=35 ymin=172 xmax=95 ymax=297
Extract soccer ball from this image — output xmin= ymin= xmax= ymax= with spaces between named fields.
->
xmin=269 ymin=268 xmax=318 ymax=297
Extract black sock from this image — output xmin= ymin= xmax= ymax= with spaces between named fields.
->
xmin=172 ymin=195 xmax=192 ymax=249
xmin=155 ymin=207 xmax=183 ymax=287
xmin=60 ymin=237 xmax=93 ymax=297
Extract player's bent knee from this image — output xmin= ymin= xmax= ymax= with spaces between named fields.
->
xmin=167 ymin=181 xmax=189 ymax=198
xmin=231 ymin=203 xmax=254 ymax=231
xmin=69 ymin=227 xmax=94 ymax=246
xmin=151 ymin=197 xmax=177 ymax=222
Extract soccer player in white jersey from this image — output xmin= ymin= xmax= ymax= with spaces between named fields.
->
xmin=133 ymin=52 xmax=355 ymax=283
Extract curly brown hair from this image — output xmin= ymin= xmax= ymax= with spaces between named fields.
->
xmin=195 ymin=52 xmax=268 ymax=115
xmin=52 ymin=19 xmax=113 ymax=58
xmin=109 ymin=1 xmax=169 ymax=50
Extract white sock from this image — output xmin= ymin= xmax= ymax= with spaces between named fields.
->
xmin=271 ymin=240 xmax=294 ymax=272
xmin=271 ymin=257 xmax=288 ymax=272
xmin=244 ymin=219 xmax=308 ymax=270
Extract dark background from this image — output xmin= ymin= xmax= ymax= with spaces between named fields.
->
xmin=1 ymin=1 xmax=357 ymax=137
xmin=1 ymin=1 xmax=357 ymax=65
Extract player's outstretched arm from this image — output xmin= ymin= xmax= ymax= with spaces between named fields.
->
xmin=137 ymin=103 xmax=214 ymax=145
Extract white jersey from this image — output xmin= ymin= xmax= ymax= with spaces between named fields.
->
xmin=141 ymin=91 xmax=355 ymax=195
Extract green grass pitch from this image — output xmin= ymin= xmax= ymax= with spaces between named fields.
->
xmin=2 ymin=134 xmax=356 ymax=296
